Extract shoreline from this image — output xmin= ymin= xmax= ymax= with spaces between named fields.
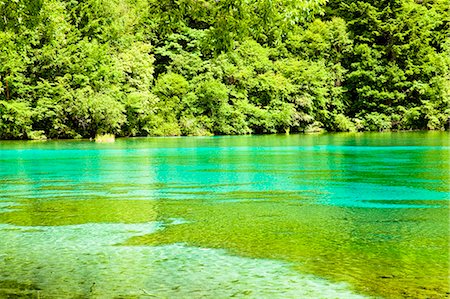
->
xmin=0 ymin=129 xmax=448 ymax=142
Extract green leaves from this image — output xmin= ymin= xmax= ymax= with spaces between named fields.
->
xmin=0 ymin=0 xmax=43 ymax=33
xmin=0 ymin=100 xmax=33 ymax=139
xmin=0 ymin=0 xmax=448 ymax=139
xmin=328 ymin=0 xmax=449 ymax=129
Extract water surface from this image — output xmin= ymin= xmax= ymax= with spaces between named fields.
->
xmin=0 ymin=132 xmax=449 ymax=298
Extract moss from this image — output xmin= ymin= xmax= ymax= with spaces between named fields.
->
xmin=0 ymin=195 xmax=448 ymax=298
xmin=0 ymin=199 xmax=158 ymax=226
xmin=0 ymin=280 xmax=41 ymax=299
xmin=122 ymin=199 xmax=449 ymax=299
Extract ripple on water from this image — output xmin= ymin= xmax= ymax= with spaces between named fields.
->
xmin=0 ymin=222 xmax=368 ymax=298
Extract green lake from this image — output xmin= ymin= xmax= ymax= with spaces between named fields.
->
xmin=0 ymin=132 xmax=449 ymax=298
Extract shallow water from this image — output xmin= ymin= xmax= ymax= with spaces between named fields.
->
xmin=0 ymin=132 xmax=449 ymax=298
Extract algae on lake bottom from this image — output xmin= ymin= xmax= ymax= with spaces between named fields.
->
xmin=0 ymin=196 xmax=448 ymax=298
xmin=0 ymin=132 xmax=449 ymax=298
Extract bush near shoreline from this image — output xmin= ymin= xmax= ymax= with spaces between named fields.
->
xmin=1 ymin=0 xmax=448 ymax=140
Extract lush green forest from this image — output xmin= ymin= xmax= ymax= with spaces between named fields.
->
xmin=0 ymin=0 xmax=449 ymax=139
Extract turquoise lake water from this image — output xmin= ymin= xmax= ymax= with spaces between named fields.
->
xmin=0 ymin=132 xmax=449 ymax=298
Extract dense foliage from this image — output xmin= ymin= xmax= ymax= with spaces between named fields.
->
xmin=0 ymin=0 xmax=448 ymax=139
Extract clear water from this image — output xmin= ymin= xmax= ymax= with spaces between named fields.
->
xmin=0 ymin=132 xmax=449 ymax=298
